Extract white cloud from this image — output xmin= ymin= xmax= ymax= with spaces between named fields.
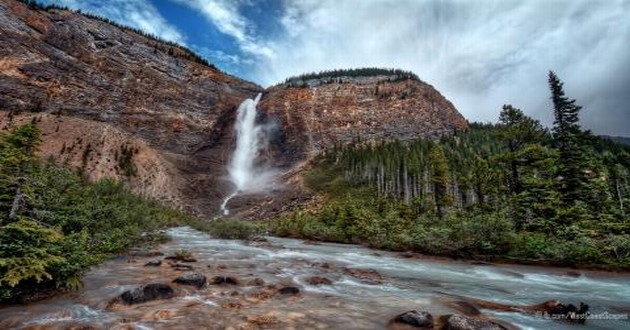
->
xmin=249 ymin=0 xmax=630 ymax=135
xmin=46 ymin=0 xmax=186 ymax=44
xmin=171 ymin=0 xmax=275 ymax=59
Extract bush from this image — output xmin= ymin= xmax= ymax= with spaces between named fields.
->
xmin=192 ymin=219 xmax=262 ymax=240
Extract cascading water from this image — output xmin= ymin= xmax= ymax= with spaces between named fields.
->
xmin=220 ymin=93 xmax=270 ymax=215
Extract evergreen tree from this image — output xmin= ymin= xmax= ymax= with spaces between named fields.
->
xmin=548 ymin=71 xmax=590 ymax=204
xmin=497 ymin=104 xmax=545 ymax=194
xmin=428 ymin=144 xmax=451 ymax=217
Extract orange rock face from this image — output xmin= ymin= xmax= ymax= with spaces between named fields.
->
xmin=260 ymin=76 xmax=468 ymax=163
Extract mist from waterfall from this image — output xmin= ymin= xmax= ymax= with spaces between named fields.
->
xmin=221 ymin=93 xmax=275 ymax=215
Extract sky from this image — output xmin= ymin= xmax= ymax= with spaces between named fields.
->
xmin=41 ymin=0 xmax=630 ymax=136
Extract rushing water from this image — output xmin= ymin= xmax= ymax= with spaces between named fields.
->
xmin=1 ymin=227 xmax=629 ymax=329
xmin=221 ymin=93 xmax=276 ymax=216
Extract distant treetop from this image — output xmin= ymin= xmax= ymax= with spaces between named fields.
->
xmin=282 ymin=68 xmax=421 ymax=87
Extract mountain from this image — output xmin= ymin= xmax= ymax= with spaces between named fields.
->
xmin=0 ymin=0 xmax=466 ymax=217
xmin=601 ymin=135 xmax=630 ymax=146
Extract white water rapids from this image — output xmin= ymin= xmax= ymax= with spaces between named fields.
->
xmin=220 ymin=93 xmax=274 ymax=215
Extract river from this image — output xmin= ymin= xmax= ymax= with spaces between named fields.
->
xmin=1 ymin=227 xmax=629 ymax=329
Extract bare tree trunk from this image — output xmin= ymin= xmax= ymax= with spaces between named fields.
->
xmin=615 ymin=179 xmax=626 ymax=218
xmin=7 ymin=181 xmax=25 ymax=222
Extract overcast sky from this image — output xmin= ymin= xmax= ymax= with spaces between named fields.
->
xmin=42 ymin=0 xmax=630 ymax=136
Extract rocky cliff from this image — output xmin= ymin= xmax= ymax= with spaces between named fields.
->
xmin=260 ymin=75 xmax=467 ymax=165
xmin=0 ymin=0 xmax=468 ymax=217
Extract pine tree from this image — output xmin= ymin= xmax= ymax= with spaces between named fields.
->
xmin=428 ymin=144 xmax=451 ymax=217
xmin=497 ymin=104 xmax=545 ymax=194
xmin=548 ymin=71 xmax=589 ymax=204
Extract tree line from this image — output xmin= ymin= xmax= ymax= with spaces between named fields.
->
xmin=282 ymin=68 xmax=421 ymax=87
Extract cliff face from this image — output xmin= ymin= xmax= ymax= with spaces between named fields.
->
xmin=259 ymin=76 xmax=468 ymax=165
xmin=0 ymin=0 xmax=468 ymax=217
xmin=0 ymin=0 xmax=262 ymax=214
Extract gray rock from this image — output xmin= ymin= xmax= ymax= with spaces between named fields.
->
xmin=173 ymin=272 xmax=206 ymax=289
xmin=119 ymin=283 xmax=174 ymax=305
xmin=443 ymin=314 xmax=506 ymax=330
xmin=391 ymin=310 xmax=433 ymax=328
xmin=278 ymin=286 xmax=300 ymax=295
xmin=144 ymin=259 xmax=162 ymax=267
xmin=210 ymin=276 xmax=239 ymax=285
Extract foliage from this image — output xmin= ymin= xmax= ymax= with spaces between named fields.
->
xmin=0 ymin=124 xmax=189 ymax=302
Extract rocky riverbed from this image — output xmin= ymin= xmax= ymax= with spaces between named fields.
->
xmin=1 ymin=227 xmax=629 ymax=329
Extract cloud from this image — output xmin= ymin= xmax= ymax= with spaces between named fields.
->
xmin=44 ymin=0 xmax=186 ymax=44
xmin=170 ymin=0 xmax=275 ymax=59
xmin=246 ymin=0 xmax=630 ymax=136
xmin=41 ymin=0 xmax=630 ymax=135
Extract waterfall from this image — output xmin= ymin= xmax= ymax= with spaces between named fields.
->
xmin=221 ymin=93 xmax=271 ymax=215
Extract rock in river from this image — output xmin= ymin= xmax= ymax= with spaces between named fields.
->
xmin=173 ymin=272 xmax=207 ymax=289
xmin=307 ymin=276 xmax=333 ymax=286
xmin=118 ymin=283 xmax=175 ymax=305
xmin=278 ymin=286 xmax=300 ymax=295
xmin=390 ymin=310 xmax=434 ymax=328
xmin=443 ymin=314 xmax=506 ymax=330
xmin=210 ymin=276 xmax=239 ymax=285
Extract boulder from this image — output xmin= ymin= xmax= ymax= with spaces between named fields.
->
xmin=549 ymin=302 xmax=589 ymax=324
xmin=343 ymin=267 xmax=386 ymax=284
xmin=210 ymin=276 xmax=239 ymax=285
xmin=169 ymin=263 xmax=194 ymax=271
xmin=164 ymin=255 xmax=197 ymax=263
xmin=443 ymin=314 xmax=506 ymax=330
xmin=119 ymin=283 xmax=174 ymax=305
xmin=391 ymin=310 xmax=433 ymax=328
xmin=247 ymin=278 xmax=265 ymax=286
xmin=278 ymin=286 xmax=300 ymax=295
xmin=307 ymin=276 xmax=333 ymax=286
xmin=173 ymin=272 xmax=206 ymax=289
xmin=144 ymin=260 xmax=162 ymax=267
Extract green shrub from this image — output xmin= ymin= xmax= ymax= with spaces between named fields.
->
xmin=192 ymin=219 xmax=262 ymax=240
